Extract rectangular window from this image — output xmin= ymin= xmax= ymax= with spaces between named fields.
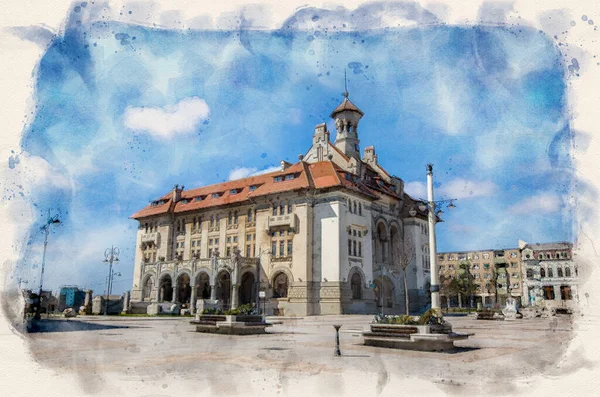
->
xmin=227 ymin=236 xmax=231 ymax=243
xmin=226 ymin=247 xmax=231 ymax=257
xmin=358 ymin=242 xmax=362 ymax=257
xmin=271 ymin=241 xmax=277 ymax=256
xmin=348 ymin=240 xmax=352 ymax=255
xmin=246 ymin=233 xmax=251 ymax=241
xmin=274 ymin=176 xmax=283 ymax=182
xmin=215 ymin=238 xmax=219 ymax=245
xmin=279 ymin=241 xmax=285 ymax=257
xmin=192 ymin=241 xmax=196 ymax=247
xmin=246 ymin=245 xmax=251 ymax=257
xmin=287 ymin=240 xmax=293 ymax=256
xmin=484 ymin=263 xmax=490 ymax=269
xmin=560 ymin=286 xmax=572 ymax=300
xmin=353 ymin=240 xmax=357 ymax=257
xmin=233 ymin=236 xmax=238 ymax=243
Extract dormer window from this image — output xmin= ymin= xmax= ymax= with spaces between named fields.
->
xmin=195 ymin=196 xmax=203 ymax=202
xmin=274 ymin=176 xmax=283 ymax=182
xmin=249 ymin=185 xmax=258 ymax=191
xmin=285 ymin=174 xmax=294 ymax=181
xmin=181 ymin=199 xmax=189 ymax=204
xmin=212 ymin=192 xmax=221 ymax=199
xmin=151 ymin=201 xmax=158 ymax=207
xmin=230 ymin=189 xmax=239 ymax=195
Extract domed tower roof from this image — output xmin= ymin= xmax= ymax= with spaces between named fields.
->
xmin=330 ymin=92 xmax=364 ymax=118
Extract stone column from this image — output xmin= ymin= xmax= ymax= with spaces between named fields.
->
xmin=171 ymin=286 xmax=177 ymax=303
xmin=210 ymin=284 xmax=217 ymax=301
xmin=231 ymin=284 xmax=239 ymax=309
xmin=190 ymin=283 xmax=197 ymax=313
xmin=84 ymin=290 xmax=93 ymax=314
xmin=122 ymin=290 xmax=131 ymax=314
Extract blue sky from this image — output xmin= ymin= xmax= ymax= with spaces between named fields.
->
xmin=11 ymin=11 xmax=573 ymax=294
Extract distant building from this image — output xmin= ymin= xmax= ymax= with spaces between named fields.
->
xmin=437 ymin=240 xmax=580 ymax=311
xmin=520 ymin=241 xmax=578 ymax=311
xmin=437 ymin=248 xmax=523 ymax=307
xmin=58 ymin=286 xmax=86 ymax=311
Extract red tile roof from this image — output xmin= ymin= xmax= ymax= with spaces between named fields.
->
xmin=131 ymin=160 xmax=385 ymax=220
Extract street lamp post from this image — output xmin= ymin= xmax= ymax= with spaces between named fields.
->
xmin=103 ymin=246 xmax=120 ymax=315
xmin=426 ymin=164 xmax=441 ymax=314
xmin=412 ymin=164 xmax=456 ymax=317
xmin=34 ymin=212 xmax=61 ymax=320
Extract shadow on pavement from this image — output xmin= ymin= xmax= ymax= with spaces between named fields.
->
xmin=25 ymin=319 xmax=143 ymax=334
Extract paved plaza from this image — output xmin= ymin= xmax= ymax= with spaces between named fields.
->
xmin=4 ymin=313 xmax=596 ymax=396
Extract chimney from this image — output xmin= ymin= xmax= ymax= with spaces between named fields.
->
xmin=172 ymin=184 xmax=183 ymax=202
xmin=363 ymin=146 xmax=377 ymax=165
xmin=280 ymin=160 xmax=292 ymax=172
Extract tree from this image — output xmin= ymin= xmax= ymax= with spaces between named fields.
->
xmin=392 ymin=235 xmax=415 ymax=315
xmin=439 ymin=274 xmax=453 ymax=310
xmin=457 ymin=261 xmax=479 ymax=308
xmin=486 ymin=265 xmax=499 ymax=307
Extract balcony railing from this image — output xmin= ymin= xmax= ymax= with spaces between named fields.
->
xmin=266 ymin=214 xmax=296 ymax=231
xmin=141 ymin=232 xmax=159 ymax=245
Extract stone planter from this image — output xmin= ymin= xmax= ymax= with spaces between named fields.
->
xmin=191 ymin=314 xmax=270 ymax=335
xmin=364 ymin=321 xmax=471 ymax=352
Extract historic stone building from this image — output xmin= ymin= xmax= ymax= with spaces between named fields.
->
xmin=520 ymin=241 xmax=579 ymax=312
xmin=129 ymin=92 xmax=432 ymax=316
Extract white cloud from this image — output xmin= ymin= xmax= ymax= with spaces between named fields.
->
xmin=123 ymin=96 xmax=210 ymax=138
xmin=404 ymin=181 xmax=426 ymax=198
xmin=438 ymin=178 xmax=497 ymax=199
xmin=509 ymin=193 xmax=562 ymax=214
xmin=228 ymin=165 xmax=281 ymax=181
xmin=404 ymin=179 xmax=496 ymax=200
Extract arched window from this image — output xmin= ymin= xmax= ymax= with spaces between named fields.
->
xmin=279 ymin=202 xmax=285 ymax=216
xmin=287 ymin=202 xmax=293 ymax=214
xmin=272 ymin=272 xmax=289 ymax=298
xmin=353 ymin=201 xmax=357 ymax=214
xmin=540 ymin=268 xmax=546 ymax=278
xmin=557 ymin=267 xmax=563 ymax=277
xmin=547 ymin=268 xmax=553 ymax=278
xmin=348 ymin=199 xmax=352 ymax=213
xmin=526 ymin=268 xmax=533 ymax=278
xmin=565 ymin=267 xmax=571 ymax=277
xmin=272 ymin=203 xmax=277 ymax=216
xmin=351 ymin=273 xmax=362 ymax=299
xmin=228 ymin=212 xmax=233 ymax=225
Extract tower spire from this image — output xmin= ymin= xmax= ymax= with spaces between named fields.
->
xmin=343 ymin=68 xmax=348 ymax=98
